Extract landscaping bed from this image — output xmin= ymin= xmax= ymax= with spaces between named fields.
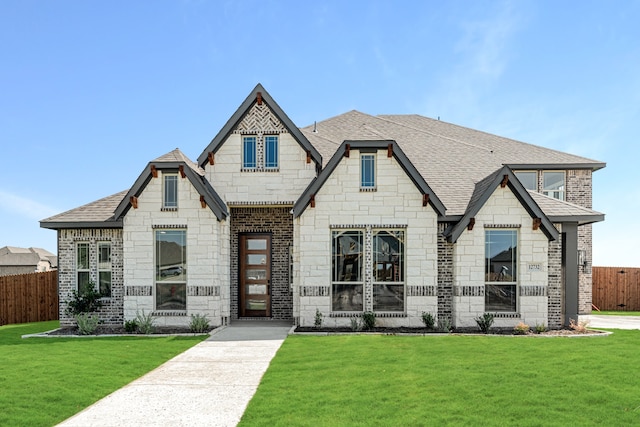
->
xmin=294 ymin=326 xmax=606 ymax=336
xmin=44 ymin=325 xmax=216 ymax=336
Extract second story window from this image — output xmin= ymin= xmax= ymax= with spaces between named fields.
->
xmin=543 ymin=171 xmax=565 ymax=200
xmin=243 ymin=136 xmax=257 ymax=169
xmin=163 ymin=174 xmax=178 ymax=209
xmin=360 ymin=153 xmax=376 ymax=190
xmin=264 ymin=135 xmax=279 ymax=169
xmin=515 ymin=171 xmax=537 ymax=191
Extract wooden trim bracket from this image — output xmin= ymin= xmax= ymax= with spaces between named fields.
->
xmin=533 ymin=218 xmax=542 ymax=230
xmin=467 ymin=217 xmax=475 ymax=231
xmin=208 ymin=152 xmax=215 ymax=165
xmin=257 ymin=91 xmax=263 ymax=105
xmin=344 ymin=144 xmax=350 ymax=158
xmin=179 ymin=165 xmax=186 ymax=178
xmin=306 ymin=150 xmax=311 ymax=164
xmin=422 ymin=193 xmax=430 ymax=207
xmin=130 ymin=196 xmax=138 ymax=209
xmin=200 ymin=195 xmax=207 ymax=208
xmin=387 ymin=143 xmax=393 ymax=158
xmin=150 ymin=165 xmax=158 ymax=178
xmin=501 ymin=174 xmax=509 ymax=188
xmin=310 ymin=194 xmax=316 ymax=208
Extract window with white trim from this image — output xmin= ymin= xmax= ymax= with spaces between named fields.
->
xmin=163 ymin=174 xmax=178 ymax=209
xmin=98 ymin=242 xmax=112 ymax=297
xmin=155 ymin=229 xmax=187 ymax=310
xmin=485 ymin=230 xmax=518 ymax=312
xmin=515 ymin=171 xmax=537 ymax=191
xmin=264 ymin=135 xmax=279 ymax=169
xmin=542 ymin=171 xmax=565 ymax=200
xmin=243 ymin=136 xmax=257 ymax=169
xmin=360 ymin=153 xmax=376 ymax=190
xmin=76 ymin=242 xmax=90 ymax=292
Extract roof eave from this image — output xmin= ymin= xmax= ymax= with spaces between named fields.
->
xmin=40 ymin=220 xmax=123 ymax=230
xmin=506 ymin=162 xmax=606 ymax=172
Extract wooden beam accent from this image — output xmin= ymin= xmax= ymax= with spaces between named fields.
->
xmin=467 ymin=217 xmax=475 ymax=231
xmin=310 ymin=194 xmax=316 ymax=208
xmin=200 ymin=195 xmax=207 ymax=208
xmin=500 ymin=174 xmax=509 ymax=188
xmin=344 ymin=144 xmax=350 ymax=158
xmin=150 ymin=165 xmax=158 ymax=178
xmin=387 ymin=143 xmax=393 ymax=158
xmin=533 ymin=218 xmax=542 ymax=230
xmin=208 ymin=151 xmax=214 ymax=165
xmin=422 ymin=193 xmax=429 ymax=207
xmin=179 ymin=165 xmax=186 ymax=178
xmin=257 ymin=91 xmax=263 ymax=105
xmin=306 ymin=150 xmax=311 ymax=164
xmin=130 ymin=196 xmax=138 ymax=209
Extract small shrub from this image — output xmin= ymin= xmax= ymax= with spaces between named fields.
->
xmin=135 ymin=310 xmax=156 ymax=334
xmin=475 ymin=312 xmax=495 ymax=334
xmin=535 ymin=323 xmax=547 ymax=334
xmin=361 ymin=311 xmax=376 ymax=330
xmin=74 ymin=313 xmax=99 ymax=335
xmin=66 ymin=282 xmax=103 ymax=316
xmin=513 ymin=322 xmax=530 ymax=335
xmin=569 ymin=318 xmax=589 ymax=333
xmin=124 ymin=319 xmax=139 ymax=333
xmin=438 ymin=318 xmax=452 ymax=332
xmin=350 ymin=317 xmax=362 ymax=331
xmin=421 ymin=312 xmax=436 ymax=330
xmin=314 ymin=309 xmax=323 ymax=328
xmin=189 ymin=313 xmax=210 ymax=333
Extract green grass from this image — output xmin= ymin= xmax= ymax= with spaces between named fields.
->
xmin=0 ymin=321 xmax=207 ymax=427
xmin=240 ymin=332 xmax=640 ymax=426
xmin=595 ymin=311 xmax=640 ymax=316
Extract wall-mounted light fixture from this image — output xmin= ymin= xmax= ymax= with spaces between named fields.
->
xmin=578 ymin=249 xmax=587 ymax=268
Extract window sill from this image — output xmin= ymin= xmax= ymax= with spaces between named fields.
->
xmin=491 ymin=312 xmax=521 ymax=319
xmin=359 ymin=187 xmax=377 ymax=192
xmin=161 ymin=207 xmax=178 ymax=212
xmin=151 ymin=310 xmax=187 ymax=317
xmin=241 ymin=167 xmax=280 ymax=173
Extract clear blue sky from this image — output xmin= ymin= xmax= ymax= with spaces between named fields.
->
xmin=1 ymin=1 xmax=638 ymax=267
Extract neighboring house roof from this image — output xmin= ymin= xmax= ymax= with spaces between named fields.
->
xmin=114 ymin=148 xmax=228 ymax=221
xmin=0 ymin=246 xmax=57 ymax=269
xmin=40 ymin=191 xmax=127 ymax=229
xmin=196 ymin=83 xmax=323 ymax=171
xmin=444 ymin=166 xmax=559 ymax=243
xmin=292 ymin=140 xmax=446 ymax=217
xmin=300 ymin=111 xmax=605 ymax=216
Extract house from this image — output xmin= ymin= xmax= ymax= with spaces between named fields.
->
xmin=40 ymin=84 xmax=604 ymax=329
xmin=0 ymin=246 xmax=57 ymax=276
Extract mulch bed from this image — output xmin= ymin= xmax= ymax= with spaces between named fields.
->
xmin=294 ymin=326 xmax=605 ymax=336
xmin=45 ymin=326 xmax=216 ymax=336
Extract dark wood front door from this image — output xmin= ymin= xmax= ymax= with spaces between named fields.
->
xmin=239 ymin=234 xmax=271 ymax=317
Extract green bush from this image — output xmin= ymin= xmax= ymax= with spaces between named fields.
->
xmin=124 ymin=319 xmax=139 ymax=333
xmin=74 ymin=313 xmax=99 ymax=335
xmin=350 ymin=317 xmax=361 ymax=331
xmin=513 ymin=322 xmax=530 ymax=335
xmin=535 ymin=323 xmax=547 ymax=334
xmin=189 ymin=314 xmax=210 ymax=333
xmin=65 ymin=282 xmax=103 ymax=316
xmin=135 ymin=310 xmax=155 ymax=334
xmin=421 ymin=312 xmax=436 ymax=330
xmin=475 ymin=312 xmax=494 ymax=334
xmin=361 ymin=311 xmax=376 ymax=330
xmin=438 ymin=317 xmax=452 ymax=332
xmin=314 ymin=309 xmax=323 ymax=328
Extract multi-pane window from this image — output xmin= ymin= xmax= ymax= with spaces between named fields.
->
xmin=543 ymin=171 xmax=565 ymax=200
xmin=373 ymin=230 xmax=405 ymax=312
xmin=485 ymin=230 xmax=518 ymax=312
xmin=98 ymin=243 xmax=112 ymax=297
xmin=76 ymin=242 xmax=90 ymax=292
xmin=264 ymin=135 xmax=279 ymax=169
xmin=515 ymin=171 xmax=537 ymax=191
xmin=155 ymin=230 xmax=187 ymax=310
xmin=163 ymin=174 xmax=178 ymax=208
xmin=243 ymin=136 xmax=257 ymax=169
xmin=331 ymin=230 xmax=363 ymax=312
xmin=361 ymin=154 xmax=376 ymax=189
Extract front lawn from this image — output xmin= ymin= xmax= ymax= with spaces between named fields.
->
xmin=0 ymin=321 xmax=207 ymax=427
xmin=240 ymin=331 xmax=640 ymax=426
xmin=595 ymin=311 xmax=640 ymax=316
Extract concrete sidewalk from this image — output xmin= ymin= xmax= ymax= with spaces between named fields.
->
xmin=57 ymin=321 xmax=293 ymax=427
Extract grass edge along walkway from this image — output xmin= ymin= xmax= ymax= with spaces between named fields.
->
xmin=0 ymin=321 xmax=207 ymax=427
xmin=240 ymin=332 xmax=640 ymax=427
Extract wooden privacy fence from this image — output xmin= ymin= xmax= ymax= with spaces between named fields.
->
xmin=592 ymin=267 xmax=640 ymax=311
xmin=0 ymin=270 xmax=58 ymax=326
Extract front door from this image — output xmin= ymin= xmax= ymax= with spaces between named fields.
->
xmin=239 ymin=234 xmax=271 ymax=317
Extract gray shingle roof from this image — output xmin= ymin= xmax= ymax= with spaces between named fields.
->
xmin=40 ymin=191 xmax=127 ymax=229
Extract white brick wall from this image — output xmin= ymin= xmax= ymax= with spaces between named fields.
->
xmin=295 ymin=150 xmax=438 ymax=327
xmin=205 ymin=133 xmax=317 ymax=203
xmin=453 ymin=186 xmax=549 ymax=328
xmin=123 ymin=171 xmax=229 ymax=326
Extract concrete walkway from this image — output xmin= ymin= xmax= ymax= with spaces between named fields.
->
xmin=582 ymin=314 xmax=640 ymax=330
xmin=57 ymin=321 xmax=293 ymax=427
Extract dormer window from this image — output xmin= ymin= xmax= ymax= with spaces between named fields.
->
xmin=163 ymin=173 xmax=178 ymax=209
xmin=264 ymin=135 xmax=279 ymax=169
xmin=360 ymin=153 xmax=376 ymax=190
xmin=243 ymin=136 xmax=257 ymax=169
xmin=241 ymin=134 xmax=279 ymax=171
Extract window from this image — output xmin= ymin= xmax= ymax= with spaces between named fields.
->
xmin=163 ymin=174 xmax=178 ymax=208
xmin=98 ymin=243 xmax=112 ymax=297
xmin=485 ymin=230 xmax=518 ymax=312
xmin=360 ymin=153 xmax=376 ymax=189
xmin=155 ymin=230 xmax=187 ymax=310
xmin=373 ymin=230 xmax=405 ymax=312
xmin=332 ymin=230 xmax=364 ymax=312
xmin=515 ymin=171 xmax=537 ymax=191
xmin=243 ymin=136 xmax=257 ymax=169
xmin=76 ymin=242 xmax=90 ymax=292
xmin=543 ymin=171 xmax=565 ymax=200
xmin=264 ymin=135 xmax=278 ymax=168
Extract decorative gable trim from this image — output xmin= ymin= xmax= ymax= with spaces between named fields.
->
xmin=292 ymin=140 xmax=446 ymax=217
xmin=197 ymin=83 xmax=322 ymax=171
